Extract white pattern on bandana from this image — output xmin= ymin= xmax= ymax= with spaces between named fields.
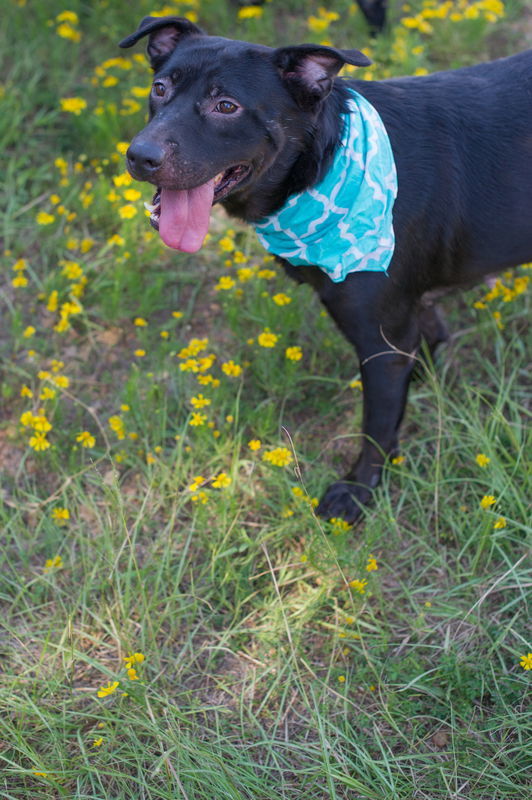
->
xmin=254 ymin=89 xmax=398 ymax=282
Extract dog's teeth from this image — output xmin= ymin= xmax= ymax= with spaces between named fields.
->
xmin=214 ymin=172 xmax=224 ymax=186
xmin=144 ymin=201 xmax=157 ymax=212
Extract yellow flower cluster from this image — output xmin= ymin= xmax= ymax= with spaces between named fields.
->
xmin=44 ymin=554 xmax=63 ymax=572
xmin=20 ymin=407 xmax=53 ymax=452
xmin=473 ymin=272 xmax=529 ymax=329
xmin=237 ymin=5 xmax=264 ymax=20
xmin=108 ymin=414 xmax=126 ymax=440
xmin=11 ymin=258 xmax=29 ymax=288
xmin=221 ymin=360 xmax=242 ymax=377
xmin=285 ymin=346 xmax=302 ymax=362
xmin=330 ymin=517 xmax=351 ymax=534
xmin=262 ymin=447 xmax=293 ymax=467
xmin=307 ymin=7 xmax=340 ymax=34
xmin=402 ymin=0 xmax=505 ymax=34
xmin=258 ymin=328 xmax=279 ymax=348
xmin=60 ymin=97 xmax=87 ymax=115
xmin=55 ymin=11 xmax=81 ymax=43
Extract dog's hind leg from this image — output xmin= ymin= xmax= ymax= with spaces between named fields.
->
xmin=307 ymin=270 xmax=421 ymax=524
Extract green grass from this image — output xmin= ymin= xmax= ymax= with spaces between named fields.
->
xmin=0 ymin=1 xmax=530 ymax=797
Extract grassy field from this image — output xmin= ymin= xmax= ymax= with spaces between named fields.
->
xmin=1 ymin=1 xmax=531 ymax=797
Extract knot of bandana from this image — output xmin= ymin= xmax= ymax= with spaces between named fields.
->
xmin=254 ymin=89 xmax=398 ymax=283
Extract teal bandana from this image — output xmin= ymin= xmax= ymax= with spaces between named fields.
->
xmin=254 ymin=89 xmax=397 ymax=282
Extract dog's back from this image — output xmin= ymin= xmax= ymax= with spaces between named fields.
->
xmin=352 ymin=51 xmax=532 ymax=284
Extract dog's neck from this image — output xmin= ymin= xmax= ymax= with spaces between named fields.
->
xmin=222 ymin=82 xmax=351 ymax=223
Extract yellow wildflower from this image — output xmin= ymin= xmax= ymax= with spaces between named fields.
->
xmin=113 ymin=172 xmax=132 ymax=187
xmin=191 ymin=490 xmax=208 ymax=504
xmin=56 ymin=22 xmax=80 ymax=42
xmin=61 ymin=260 xmax=83 ymax=280
xmin=493 ymin=516 xmax=506 ymax=529
xmin=285 ymin=346 xmax=302 ymax=361
xmin=56 ymin=11 xmax=79 ymax=24
xmin=218 ymin=236 xmax=235 ymax=252
xmin=131 ymin=86 xmax=151 ymax=97
xmin=272 ymin=292 xmax=292 ymax=306
xmin=189 ymin=412 xmax=207 ymax=427
xmin=60 ymin=97 xmax=87 ymax=115
xmin=190 ymin=394 xmax=211 ymax=409
xmin=119 ymin=204 xmax=137 ymax=219
xmin=108 ymin=415 xmax=125 ymax=439
xmin=76 ymin=431 xmax=96 ymax=448
xmin=221 ymin=360 xmax=242 ymax=377
xmin=248 ymin=439 xmax=261 ymax=451
xmin=215 ymin=275 xmax=236 ymax=291
xmin=237 ymin=5 xmax=264 ymax=19
xmin=212 ymin=472 xmax=231 ymax=488
xmin=258 ymin=328 xmax=278 ymax=348
xmin=366 ymin=555 xmax=378 ymax=572
xmin=32 ymin=414 xmax=52 ymax=433
xmin=475 ymin=453 xmax=490 ymax=467
xmin=52 ymin=374 xmax=69 ymax=389
xmin=12 ymin=274 xmax=28 ymax=287
xmin=46 ymin=290 xmax=59 ymax=312
xmin=519 ymin=653 xmax=532 ymax=670
xmin=330 ymin=517 xmax=350 ymax=534
xmin=29 ymin=433 xmax=50 ymax=453
xmin=262 ymin=447 xmax=292 ymax=467
xmin=257 ymin=268 xmax=276 ymax=279
xmin=178 ymin=337 xmax=208 ymax=358
xmin=96 ymin=681 xmax=120 ymax=698
xmin=36 ymin=212 xmax=55 ymax=225
xmin=480 ymin=495 xmax=496 ymax=509
xmin=124 ymin=652 xmax=145 ymax=669
xmin=22 ymin=326 xmax=36 ymax=338
xmin=20 ymin=411 xmax=35 ymax=427
xmin=51 ymin=507 xmax=70 ymax=523
xmin=44 ymin=555 xmax=63 ymax=572
xmin=349 ymin=578 xmax=368 ymax=594
xmin=188 ymin=475 xmax=205 ymax=492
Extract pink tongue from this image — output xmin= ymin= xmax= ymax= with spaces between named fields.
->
xmin=158 ymin=180 xmax=215 ymax=252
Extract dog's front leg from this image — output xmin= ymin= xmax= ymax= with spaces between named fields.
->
xmin=310 ymin=271 xmax=420 ymax=524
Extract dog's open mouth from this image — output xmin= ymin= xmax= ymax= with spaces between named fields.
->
xmin=144 ymin=164 xmax=250 ymax=253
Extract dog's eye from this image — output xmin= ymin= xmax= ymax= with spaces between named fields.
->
xmin=215 ymin=100 xmax=238 ymax=115
xmin=153 ymin=82 xmax=166 ymax=98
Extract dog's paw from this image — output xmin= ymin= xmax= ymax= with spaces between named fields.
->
xmin=316 ymin=481 xmax=372 ymax=526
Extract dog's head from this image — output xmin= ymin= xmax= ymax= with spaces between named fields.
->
xmin=119 ymin=16 xmax=370 ymax=252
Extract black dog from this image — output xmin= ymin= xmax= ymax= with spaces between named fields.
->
xmin=120 ymin=16 xmax=532 ymax=524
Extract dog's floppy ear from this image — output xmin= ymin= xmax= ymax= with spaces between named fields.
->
xmin=119 ymin=16 xmax=204 ymax=66
xmin=273 ymin=44 xmax=371 ymax=110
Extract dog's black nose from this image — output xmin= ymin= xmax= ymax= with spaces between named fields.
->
xmin=126 ymin=140 xmax=164 ymax=178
